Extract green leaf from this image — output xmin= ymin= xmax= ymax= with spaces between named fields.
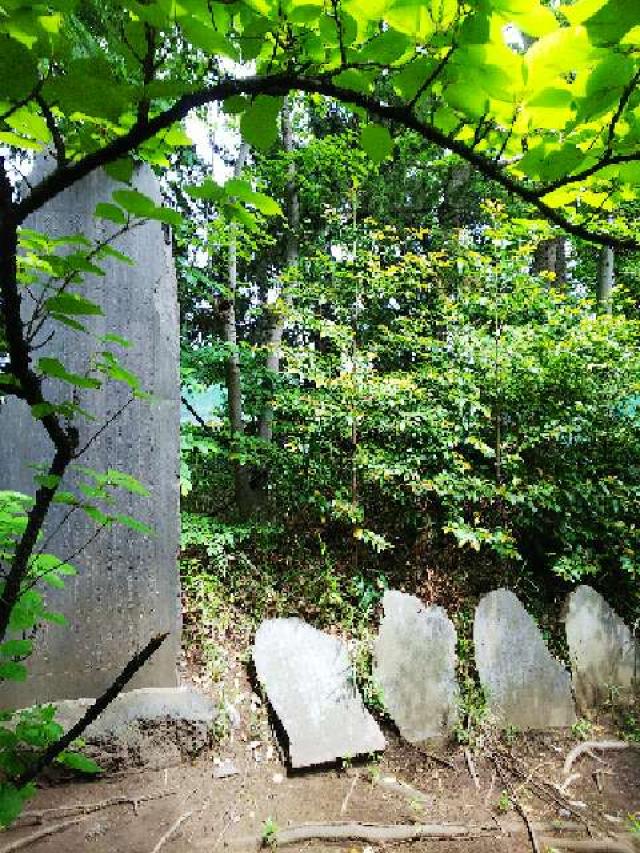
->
xmin=94 ymin=202 xmax=127 ymax=225
xmin=38 ymin=357 xmax=101 ymax=390
xmin=357 ymin=29 xmax=412 ymax=65
xmin=103 ymin=470 xmax=150 ymax=496
xmin=180 ymin=20 xmax=238 ymax=59
xmin=0 ymin=783 xmax=35 ymax=827
xmin=0 ymin=662 xmax=27 ymax=682
xmin=101 ymin=333 xmax=132 ymax=348
xmin=186 ymin=178 xmax=225 ymax=201
xmin=5 ymin=108 xmax=51 ymax=143
xmin=45 ymin=293 xmax=103 ymax=317
xmin=104 ymin=159 xmax=134 ymax=184
xmin=224 ymin=179 xmax=282 ymax=215
xmin=113 ymin=514 xmax=153 ymax=535
xmin=585 ymin=0 xmax=640 ymax=44
xmin=0 ymin=640 xmax=32 ymax=658
xmin=0 ymin=37 xmax=38 ymax=101
xmin=240 ymin=96 xmax=283 ymax=151
xmin=333 ymin=69 xmax=377 ymax=95
xmin=112 ymin=189 xmax=156 ymax=218
xmin=360 ymin=124 xmax=394 ymax=163
xmin=56 ymin=751 xmax=101 ymax=774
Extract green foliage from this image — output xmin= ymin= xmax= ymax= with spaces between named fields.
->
xmin=571 ymin=718 xmax=594 ymax=741
xmin=0 ymin=705 xmax=100 ymax=824
xmin=4 ymin=0 xmax=640 ymax=827
xmin=261 ymin=816 xmax=279 ymax=848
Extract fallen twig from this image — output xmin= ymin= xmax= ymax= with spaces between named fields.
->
xmin=270 ymin=821 xmax=499 ymax=846
xmin=371 ymin=773 xmax=431 ymax=809
xmin=558 ymin=773 xmax=581 ymax=796
xmin=464 ymin=748 xmax=480 ymax=791
xmin=563 ymin=741 xmax=639 ymax=777
xmin=15 ymin=790 xmax=177 ymax=827
xmin=150 ymin=810 xmax=194 ymax=853
xmin=495 ymin=748 xmax=591 ymax=831
xmin=422 ymin=750 xmax=456 ymax=770
xmin=484 ymin=769 xmax=496 ymax=805
xmin=340 ymin=772 xmax=359 ymax=815
xmin=0 ymin=816 xmax=87 ymax=852
xmin=538 ymin=838 xmax=633 ymax=852
xmin=492 ymin=752 xmax=540 ymax=853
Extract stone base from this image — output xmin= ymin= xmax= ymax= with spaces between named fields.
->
xmin=35 ymin=687 xmax=216 ymax=772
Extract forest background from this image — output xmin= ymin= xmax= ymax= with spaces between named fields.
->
xmin=0 ymin=0 xmax=640 ymax=824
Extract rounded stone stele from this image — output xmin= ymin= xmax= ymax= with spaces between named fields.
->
xmin=565 ymin=584 xmax=638 ymax=711
xmin=374 ymin=591 xmax=458 ymax=742
xmin=253 ymin=617 xmax=386 ymax=768
xmin=473 ymin=588 xmax=576 ymax=730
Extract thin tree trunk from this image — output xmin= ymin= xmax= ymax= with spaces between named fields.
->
xmin=438 ymin=162 xmax=471 ymax=229
xmin=258 ymin=97 xmax=299 ymax=443
xmin=222 ymin=142 xmax=255 ymax=515
xmin=596 ymin=244 xmax=614 ymax=313
xmin=532 ymin=236 xmax=566 ymax=285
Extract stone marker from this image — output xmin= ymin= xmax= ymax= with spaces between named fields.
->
xmin=474 ymin=589 xmax=575 ymax=729
xmin=49 ymin=687 xmax=215 ymax=770
xmin=565 ymin=585 xmax=638 ymax=711
xmin=0 ymin=155 xmax=181 ymax=707
xmin=374 ymin=591 xmax=458 ymax=742
xmin=253 ymin=618 xmax=386 ymax=768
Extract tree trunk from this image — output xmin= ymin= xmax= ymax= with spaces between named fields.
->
xmin=258 ymin=97 xmax=299 ymax=442
xmin=222 ymin=142 xmax=255 ymax=515
xmin=596 ymin=244 xmax=614 ymax=313
xmin=532 ymin=236 xmax=566 ymax=285
xmin=438 ymin=162 xmax=472 ymax=229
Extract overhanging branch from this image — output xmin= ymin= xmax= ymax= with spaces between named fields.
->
xmin=7 ymin=72 xmax=640 ymax=250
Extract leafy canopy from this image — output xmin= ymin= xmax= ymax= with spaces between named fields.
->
xmin=1 ymin=0 xmax=640 ymax=247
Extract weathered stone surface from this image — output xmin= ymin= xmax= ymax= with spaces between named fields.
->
xmin=565 ymin=585 xmax=638 ymax=711
xmin=474 ymin=589 xmax=576 ymax=729
xmin=374 ymin=591 xmax=458 ymax=742
xmin=0 ymin=155 xmax=181 ymax=706
xmin=46 ymin=688 xmax=215 ymax=771
xmin=253 ymin=618 xmax=385 ymax=768
xmin=52 ymin=687 xmax=215 ymax=735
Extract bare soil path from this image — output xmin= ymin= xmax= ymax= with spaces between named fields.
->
xmin=2 ymin=725 xmax=638 ymax=853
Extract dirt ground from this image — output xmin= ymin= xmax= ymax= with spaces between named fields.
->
xmin=2 ymin=621 xmax=639 ymax=853
xmin=2 ymin=721 xmax=639 ymax=853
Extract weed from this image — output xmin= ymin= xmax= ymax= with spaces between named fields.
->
xmin=571 ymin=717 xmax=593 ymax=741
xmin=261 ymin=816 xmax=279 ymax=848
xmin=502 ymin=724 xmax=520 ymax=746
xmin=454 ymin=677 xmax=489 ymax=748
xmin=621 ymin=711 xmax=640 ymax=743
xmin=496 ymin=790 xmax=512 ymax=814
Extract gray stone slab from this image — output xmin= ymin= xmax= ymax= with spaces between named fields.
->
xmin=474 ymin=589 xmax=576 ymax=729
xmin=374 ymin=591 xmax=458 ymax=742
xmin=50 ymin=687 xmax=215 ymax=737
xmin=29 ymin=688 xmax=216 ymax=771
xmin=0 ymin=155 xmax=181 ymax=706
xmin=565 ymin=585 xmax=638 ymax=711
xmin=253 ymin=618 xmax=386 ymax=768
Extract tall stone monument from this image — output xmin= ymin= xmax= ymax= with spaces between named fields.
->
xmin=0 ymin=156 xmax=181 ymax=707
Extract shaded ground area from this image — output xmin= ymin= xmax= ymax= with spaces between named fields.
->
xmin=3 ymin=723 xmax=639 ymax=852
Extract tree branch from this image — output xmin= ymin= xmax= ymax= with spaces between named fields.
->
xmin=6 ymin=73 xmax=640 ymax=251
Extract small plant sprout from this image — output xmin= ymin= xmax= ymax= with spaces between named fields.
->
xmin=261 ymin=816 xmax=279 ymax=848
xmin=571 ymin=718 xmax=593 ymax=741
